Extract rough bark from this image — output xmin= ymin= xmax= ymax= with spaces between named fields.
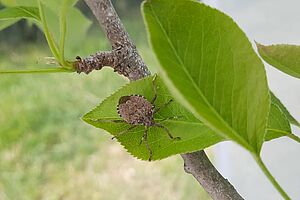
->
xmin=77 ymin=0 xmax=150 ymax=81
xmin=81 ymin=0 xmax=244 ymax=199
xmin=181 ymin=152 xmax=243 ymax=200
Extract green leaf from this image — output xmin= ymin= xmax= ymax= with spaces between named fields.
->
xmin=0 ymin=6 xmax=40 ymax=20
xmin=81 ymin=75 xmax=297 ymax=161
xmin=0 ymin=0 xmax=78 ymax=9
xmin=257 ymin=43 xmax=300 ymax=79
xmin=40 ymin=0 xmax=78 ymax=13
xmin=266 ymin=103 xmax=300 ymax=143
xmin=0 ymin=19 xmax=18 ymax=31
xmin=83 ymin=76 xmax=224 ymax=161
xmin=38 ymin=1 xmax=60 ymax=61
xmin=266 ymin=101 xmax=292 ymax=141
xmin=38 ymin=2 xmax=91 ymax=61
xmin=143 ymin=0 xmax=270 ymax=153
xmin=270 ymin=92 xmax=300 ymax=128
xmin=0 ymin=6 xmax=40 ymax=30
xmin=58 ymin=0 xmax=79 ymax=65
xmin=1 ymin=0 xmax=90 ymax=61
xmin=265 ymin=92 xmax=300 ymax=143
xmin=64 ymin=8 xmax=92 ymax=59
xmin=0 ymin=0 xmax=15 ymax=7
xmin=0 ymin=0 xmax=37 ymax=7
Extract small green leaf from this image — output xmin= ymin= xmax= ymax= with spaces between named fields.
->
xmin=0 ymin=0 xmax=78 ymax=9
xmin=0 ymin=0 xmax=16 ymax=7
xmin=0 ymin=0 xmax=90 ymax=62
xmin=270 ymin=92 xmax=300 ymax=128
xmin=0 ymin=6 xmax=40 ymax=20
xmin=83 ymin=76 xmax=224 ymax=161
xmin=39 ymin=0 xmax=82 ymax=64
xmin=0 ymin=6 xmax=40 ymax=30
xmin=0 ymin=0 xmax=37 ymax=7
xmin=64 ymin=8 xmax=92 ymax=59
xmin=143 ymin=0 xmax=270 ymax=153
xmin=265 ymin=92 xmax=300 ymax=143
xmin=0 ymin=19 xmax=18 ymax=31
xmin=40 ymin=0 xmax=78 ymax=13
xmin=266 ymin=102 xmax=293 ymax=141
xmin=257 ymin=43 xmax=300 ymax=79
xmin=38 ymin=0 xmax=60 ymax=61
xmin=36 ymin=1 xmax=91 ymax=61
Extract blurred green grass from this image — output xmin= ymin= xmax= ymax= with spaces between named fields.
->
xmin=0 ymin=22 xmax=210 ymax=200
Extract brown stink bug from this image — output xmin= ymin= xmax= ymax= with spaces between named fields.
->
xmin=100 ymin=75 xmax=181 ymax=161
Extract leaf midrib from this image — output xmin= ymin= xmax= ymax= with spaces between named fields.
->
xmin=18 ymin=7 xmax=40 ymax=20
xmin=148 ymin=3 xmax=252 ymax=151
xmin=84 ymin=117 xmax=205 ymax=126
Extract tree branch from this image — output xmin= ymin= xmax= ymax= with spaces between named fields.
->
xmin=82 ymin=0 xmax=243 ymax=199
xmin=78 ymin=0 xmax=150 ymax=81
xmin=181 ymin=152 xmax=243 ymax=200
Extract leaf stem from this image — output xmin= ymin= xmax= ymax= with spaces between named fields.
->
xmin=0 ymin=68 xmax=73 ymax=74
xmin=38 ymin=0 xmax=60 ymax=61
xmin=59 ymin=3 xmax=68 ymax=66
xmin=253 ymin=154 xmax=291 ymax=200
xmin=267 ymin=128 xmax=300 ymax=143
xmin=287 ymin=133 xmax=300 ymax=143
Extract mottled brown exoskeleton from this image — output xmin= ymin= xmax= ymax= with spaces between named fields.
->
xmin=105 ymin=75 xmax=180 ymax=161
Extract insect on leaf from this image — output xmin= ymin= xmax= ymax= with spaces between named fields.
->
xmin=82 ymin=76 xmax=298 ymax=161
xmin=83 ymin=76 xmax=224 ymax=161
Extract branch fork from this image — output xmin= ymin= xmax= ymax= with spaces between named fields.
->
xmin=77 ymin=0 xmax=150 ymax=81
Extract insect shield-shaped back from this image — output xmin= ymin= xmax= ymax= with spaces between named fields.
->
xmin=117 ymin=95 xmax=154 ymax=126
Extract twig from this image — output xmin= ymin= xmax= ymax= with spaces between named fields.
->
xmin=82 ymin=0 xmax=244 ymax=199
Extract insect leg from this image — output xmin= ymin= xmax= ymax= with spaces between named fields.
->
xmin=142 ymin=126 xmax=153 ymax=161
xmin=154 ymin=99 xmax=173 ymax=114
xmin=151 ymin=74 xmax=158 ymax=104
xmin=111 ymin=125 xmax=137 ymax=140
xmin=154 ymin=123 xmax=181 ymax=140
